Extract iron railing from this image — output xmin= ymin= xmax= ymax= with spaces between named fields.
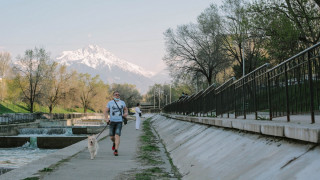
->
xmin=163 ymin=42 xmax=320 ymax=123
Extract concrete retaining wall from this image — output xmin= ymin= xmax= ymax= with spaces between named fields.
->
xmin=0 ymin=113 xmax=104 ymax=125
xmin=0 ymin=121 xmax=40 ymax=136
xmin=0 ymin=137 xmax=30 ymax=147
xmin=72 ymin=126 xmax=107 ymax=134
xmin=37 ymin=137 xmax=87 ymax=149
xmin=152 ymin=115 xmax=320 ymax=180
xmin=0 ymin=113 xmax=105 ymax=136
xmin=167 ymin=114 xmax=320 ymax=143
xmin=0 ymin=136 xmax=86 ymax=149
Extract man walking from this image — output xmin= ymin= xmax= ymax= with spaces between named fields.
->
xmin=104 ymin=91 xmax=128 ymax=156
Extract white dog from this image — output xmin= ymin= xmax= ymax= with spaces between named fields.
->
xmin=88 ymin=135 xmax=99 ymax=160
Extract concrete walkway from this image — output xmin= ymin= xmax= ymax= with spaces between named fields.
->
xmin=42 ymin=121 xmax=143 ymax=180
xmin=0 ymin=120 xmax=144 ymax=180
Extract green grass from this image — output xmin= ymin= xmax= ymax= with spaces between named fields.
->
xmin=135 ymin=118 xmax=180 ymax=180
xmin=0 ymin=101 xmax=94 ymax=114
xmin=0 ymin=101 xmax=29 ymax=113
xmin=145 ymin=167 xmax=163 ymax=173
xmin=138 ymin=119 xmax=162 ymax=165
xmin=23 ymin=177 xmax=39 ymax=180
xmin=135 ymin=167 xmax=167 ymax=180
xmin=141 ymin=145 xmax=159 ymax=152
xmin=135 ymin=172 xmax=153 ymax=180
xmin=39 ymin=168 xmax=53 ymax=172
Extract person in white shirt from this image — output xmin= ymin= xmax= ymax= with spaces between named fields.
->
xmin=135 ymin=103 xmax=142 ymax=130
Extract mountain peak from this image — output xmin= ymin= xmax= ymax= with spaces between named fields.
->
xmin=85 ymin=44 xmax=107 ymax=54
xmin=56 ymin=45 xmax=155 ymax=77
xmin=88 ymin=44 xmax=99 ymax=49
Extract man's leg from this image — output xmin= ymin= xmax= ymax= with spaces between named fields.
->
xmin=109 ymin=122 xmax=116 ymax=150
xmin=110 ymin=136 xmax=115 ymax=150
xmin=114 ymin=122 xmax=122 ymax=156
xmin=110 ymin=136 xmax=115 ymax=143
xmin=114 ymin=134 xmax=120 ymax=150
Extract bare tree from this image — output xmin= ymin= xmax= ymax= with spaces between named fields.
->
xmin=250 ymin=0 xmax=320 ymax=47
xmin=164 ymin=4 xmax=229 ymax=86
xmin=0 ymin=52 xmax=11 ymax=101
xmin=283 ymin=0 xmax=320 ymax=46
xmin=13 ymin=47 xmax=55 ymax=112
xmin=42 ymin=64 xmax=76 ymax=113
xmin=77 ymin=73 xmax=105 ymax=113
xmin=221 ymin=0 xmax=268 ymax=78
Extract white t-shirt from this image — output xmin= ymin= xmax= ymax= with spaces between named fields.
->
xmin=135 ymin=107 xmax=141 ymax=115
xmin=107 ymin=100 xmax=126 ymax=122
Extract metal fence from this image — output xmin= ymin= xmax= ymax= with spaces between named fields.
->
xmin=163 ymin=42 xmax=320 ymax=123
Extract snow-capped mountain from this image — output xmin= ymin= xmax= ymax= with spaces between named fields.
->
xmin=56 ymin=45 xmax=168 ymax=94
xmin=57 ymin=44 xmax=155 ymax=77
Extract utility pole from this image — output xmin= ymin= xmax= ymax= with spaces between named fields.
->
xmin=165 ymin=95 xmax=168 ymax=105
xmin=196 ymin=73 xmax=198 ymax=93
xmin=242 ymin=47 xmax=245 ymax=77
xmin=158 ymin=88 xmax=161 ymax=109
xmin=153 ymin=88 xmax=155 ymax=109
xmin=169 ymin=84 xmax=171 ymax=103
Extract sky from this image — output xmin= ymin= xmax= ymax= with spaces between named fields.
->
xmin=0 ymin=0 xmax=223 ymax=74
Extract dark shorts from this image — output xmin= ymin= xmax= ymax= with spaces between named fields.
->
xmin=109 ymin=122 xmax=123 ymax=136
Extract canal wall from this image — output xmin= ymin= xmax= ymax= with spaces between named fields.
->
xmin=0 ymin=113 xmax=105 ymax=136
xmin=0 ymin=113 xmax=104 ymax=125
xmin=152 ymin=115 xmax=320 ymax=180
xmin=0 ymin=121 xmax=40 ymax=136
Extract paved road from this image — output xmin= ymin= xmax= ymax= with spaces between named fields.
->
xmin=0 ymin=119 xmax=145 ymax=180
xmin=42 ymin=120 xmax=143 ymax=180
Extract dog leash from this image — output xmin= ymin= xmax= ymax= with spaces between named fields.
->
xmin=96 ymin=123 xmax=109 ymax=139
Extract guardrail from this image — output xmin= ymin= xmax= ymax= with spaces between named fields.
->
xmin=163 ymin=42 xmax=320 ymax=123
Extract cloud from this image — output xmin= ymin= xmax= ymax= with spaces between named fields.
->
xmin=88 ymin=33 xmax=92 ymax=38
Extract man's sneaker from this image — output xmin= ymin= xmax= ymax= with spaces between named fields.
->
xmin=114 ymin=150 xmax=118 ymax=156
xmin=112 ymin=143 xmax=115 ymax=150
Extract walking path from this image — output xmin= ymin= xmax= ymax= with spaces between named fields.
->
xmin=2 ymin=113 xmax=320 ymax=179
xmin=0 ymin=120 xmax=144 ymax=180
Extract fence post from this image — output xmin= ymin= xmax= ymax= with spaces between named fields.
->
xmin=284 ymin=64 xmax=290 ymax=122
xmin=307 ymin=51 xmax=315 ymax=123
xmin=267 ymin=72 xmax=273 ymax=120
xmin=234 ymin=84 xmax=237 ymax=119
xmin=243 ymin=79 xmax=246 ymax=119
xmin=253 ymin=72 xmax=258 ymax=120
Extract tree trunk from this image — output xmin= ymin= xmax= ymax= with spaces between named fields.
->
xmin=30 ymin=101 xmax=34 ymax=113
xmin=49 ymin=105 xmax=53 ymax=114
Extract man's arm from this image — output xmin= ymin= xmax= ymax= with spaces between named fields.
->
xmin=103 ymin=107 xmax=110 ymax=123
xmin=123 ymin=106 xmax=128 ymax=117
